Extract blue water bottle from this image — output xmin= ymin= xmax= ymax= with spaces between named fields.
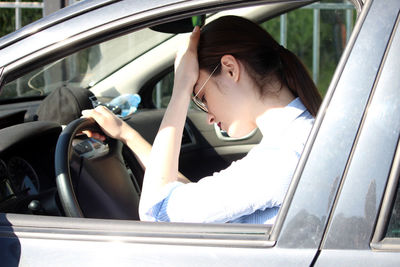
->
xmin=108 ymin=94 xmax=141 ymax=117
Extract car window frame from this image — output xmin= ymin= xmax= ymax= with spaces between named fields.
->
xmin=371 ymin=16 xmax=400 ymax=248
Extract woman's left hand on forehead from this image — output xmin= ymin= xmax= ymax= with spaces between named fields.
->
xmin=173 ymin=26 xmax=201 ymax=95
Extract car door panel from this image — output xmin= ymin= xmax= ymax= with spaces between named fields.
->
xmin=0 ymin=214 xmax=317 ymax=267
xmin=0 ymin=101 xmax=41 ymax=125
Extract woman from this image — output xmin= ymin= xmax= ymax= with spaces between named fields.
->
xmin=82 ymin=16 xmax=322 ymax=224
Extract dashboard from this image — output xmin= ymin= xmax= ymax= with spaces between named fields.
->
xmin=0 ymin=121 xmax=62 ymax=215
xmin=0 ymin=157 xmax=40 ymax=199
xmin=0 ymin=119 xmax=117 ymax=217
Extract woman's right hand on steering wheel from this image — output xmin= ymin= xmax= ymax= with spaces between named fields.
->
xmin=81 ymin=105 xmax=128 ymax=142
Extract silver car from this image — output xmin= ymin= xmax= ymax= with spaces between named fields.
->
xmin=0 ymin=0 xmax=399 ymax=265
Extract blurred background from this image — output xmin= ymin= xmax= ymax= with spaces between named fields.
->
xmin=0 ymin=0 xmax=80 ymax=37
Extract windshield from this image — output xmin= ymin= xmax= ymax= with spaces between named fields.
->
xmin=0 ymin=28 xmax=172 ymax=100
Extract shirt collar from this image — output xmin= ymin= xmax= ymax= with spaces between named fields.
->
xmin=256 ymin=97 xmax=308 ymax=141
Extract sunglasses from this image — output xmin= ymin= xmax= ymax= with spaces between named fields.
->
xmin=192 ymin=64 xmax=220 ymax=113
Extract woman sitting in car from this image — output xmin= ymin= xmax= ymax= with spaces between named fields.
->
xmin=83 ymin=16 xmax=321 ymax=224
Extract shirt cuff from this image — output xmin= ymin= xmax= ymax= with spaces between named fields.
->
xmin=139 ymin=181 xmax=184 ymax=222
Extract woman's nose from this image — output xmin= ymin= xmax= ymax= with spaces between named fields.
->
xmin=207 ymin=113 xmax=215 ymax=125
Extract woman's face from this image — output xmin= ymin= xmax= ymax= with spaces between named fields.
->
xmin=194 ymin=68 xmax=257 ymax=138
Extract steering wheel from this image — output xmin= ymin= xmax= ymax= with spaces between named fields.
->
xmin=55 ymin=117 xmax=141 ymax=219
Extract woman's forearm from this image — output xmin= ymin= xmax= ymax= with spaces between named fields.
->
xmin=119 ymin=122 xmax=152 ymax=169
xmin=138 ymin=27 xmax=199 ymax=219
xmin=141 ymin=92 xmax=191 ymax=193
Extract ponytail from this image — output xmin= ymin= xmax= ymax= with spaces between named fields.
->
xmin=278 ymin=47 xmax=322 ymax=117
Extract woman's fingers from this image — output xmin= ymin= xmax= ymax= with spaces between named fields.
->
xmin=81 ymin=108 xmax=107 ymax=141
xmin=82 ymin=105 xmax=125 ymax=141
xmin=175 ymin=26 xmax=200 ymax=68
xmin=81 ymin=130 xmax=106 ymax=141
xmin=174 ymin=27 xmax=201 ymax=94
xmin=82 ymin=105 xmax=110 ymax=124
xmin=81 ymin=106 xmax=120 ymax=140
xmin=188 ymin=26 xmax=200 ymax=53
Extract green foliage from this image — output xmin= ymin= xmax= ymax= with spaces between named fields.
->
xmin=0 ymin=8 xmax=16 ymax=36
xmin=0 ymin=0 xmax=43 ymax=38
xmin=260 ymin=3 xmax=355 ymax=97
xmin=260 ymin=10 xmax=314 ymax=74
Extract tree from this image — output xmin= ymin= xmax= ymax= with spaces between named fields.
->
xmin=260 ymin=4 xmax=355 ymax=96
xmin=0 ymin=0 xmax=43 ymax=38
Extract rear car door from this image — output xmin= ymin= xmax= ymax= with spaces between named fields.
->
xmin=314 ymin=0 xmax=400 ymax=264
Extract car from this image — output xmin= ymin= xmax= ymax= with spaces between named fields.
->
xmin=0 ymin=0 xmax=400 ymax=265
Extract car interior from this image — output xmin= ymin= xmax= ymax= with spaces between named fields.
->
xmin=0 ymin=0 xmax=358 ymax=221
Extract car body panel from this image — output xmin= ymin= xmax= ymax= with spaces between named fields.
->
xmin=320 ymin=0 xmax=400 ymax=250
xmin=315 ymin=250 xmax=400 ymax=267
xmin=274 ymin=0 xmax=386 ymax=248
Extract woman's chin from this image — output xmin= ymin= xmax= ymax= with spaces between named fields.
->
xmin=228 ymin=126 xmax=257 ymax=138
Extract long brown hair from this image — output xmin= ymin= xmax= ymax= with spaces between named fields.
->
xmin=198 ymin=16 xmax=322 ymax=117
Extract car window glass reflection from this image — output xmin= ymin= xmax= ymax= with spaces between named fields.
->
xmin=1 ymin=29 xmax=172 ymax=101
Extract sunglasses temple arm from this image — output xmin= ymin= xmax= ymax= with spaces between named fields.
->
xmin=193 ymin=63 xmax=220 ymax=98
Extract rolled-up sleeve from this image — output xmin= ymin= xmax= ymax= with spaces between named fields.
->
xmin=139 ymin=181 xmax=184 ymax=221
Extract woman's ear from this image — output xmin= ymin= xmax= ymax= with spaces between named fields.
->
xmin=220 ymin=55 xmax=240 ymax=82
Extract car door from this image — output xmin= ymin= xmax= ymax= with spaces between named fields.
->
xmin=313 ymin=0 xmax=400 ymax=264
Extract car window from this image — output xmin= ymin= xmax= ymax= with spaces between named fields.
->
xmin=152 ymin=0 xmax=357 ymax=109
xmin=0 ymin=29 xmax=172 ymax=101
